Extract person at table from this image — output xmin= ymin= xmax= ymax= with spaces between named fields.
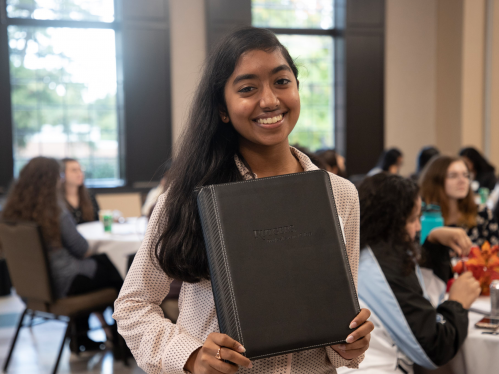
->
xmin=141 ymin=159 xmax=171 ymax=217
xmin=113 ymin=27 xmax=373 ymax=374
xmin=410 ymin=145 xmax=439 ymax=182
xmin=337 ymin=173 xmax=480 ymax=374
xmin=420 ymin=155 xmax=499 ymax=246
xmin=367 ymin=147 xmax=403 ymax=176
xmin=459 ymin=147 xmax=497 ymax=192
xmin=61 ymin=158 xmax=100 ymax=224
xmin=1 ymin=157 xmax=123 ymax=353
xmin=317 ymin=148 xmax=347 ymax=178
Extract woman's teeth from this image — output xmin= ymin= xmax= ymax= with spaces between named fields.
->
xmin=256 ymin=114 xmax=283 ymax=124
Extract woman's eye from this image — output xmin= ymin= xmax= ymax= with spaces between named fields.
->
xmin=276 ymin=79 xmax=291 ymax=85
xmin=238 ymin=86 xmax=254 ymax=93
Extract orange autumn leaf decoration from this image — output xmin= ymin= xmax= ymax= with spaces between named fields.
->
xmin=453 ymin=241 xmax=499 ymax=295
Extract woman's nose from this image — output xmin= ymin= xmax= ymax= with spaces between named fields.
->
xmin=260 ymin=85 xmax=279 ymax=109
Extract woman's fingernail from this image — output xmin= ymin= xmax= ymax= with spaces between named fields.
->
xmin=346 ymin=335 xmax=355 ymax=343
xmin=238 ymin=345 xmax=246 ymax=353
xmin=349 ymin=321 xmax=357 ymax=329
xmin=248 ymin=361 xmax=253 ymax=368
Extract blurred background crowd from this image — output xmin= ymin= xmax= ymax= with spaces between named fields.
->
xmin=1 ymin=0 xmax=499 ymax=374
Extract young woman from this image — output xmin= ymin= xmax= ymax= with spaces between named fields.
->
xmin=316 ymin=149 xmax=346 ymax=177
xmin=337 ymin=173 xmax=480 ymax=374
xmin=409 ymin=146 xmax=439 ymax=182
xmin=113 ymin=27 xmax=373 ymax=374
xmin=420 ymin=155 xmax=499 ymax=246
xmin=2 ymin=157 xmax=123 ymax=352
xmin=459 ymin=147 xmax=496 ymax=192
xmin=61 ymin=158 xmax=100 ymax=224
xmin=367 ymin=148 xmax=403 ymax=177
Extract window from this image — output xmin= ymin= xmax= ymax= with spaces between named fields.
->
xmin=252 ymin=0 xmax=336 ymax=151
xmin=5 ymin=0 xmax=123 ymax=186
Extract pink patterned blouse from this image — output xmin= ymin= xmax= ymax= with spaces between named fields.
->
xmin=113 ymin=147 xmax=363 ymax=374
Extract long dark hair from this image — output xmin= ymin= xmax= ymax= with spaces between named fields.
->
xmin=376 ymin=148 xmax=403 ymax=171
xmin=359 ymin=173 xmax=420 ymax=274
xmin=61 ymin=158 xmax=95 ymax=222
xmin=459 ymin=147 xmax=495 ymax=174
xmin=2 ymin=157 xmax=62 ymax=247
xmin=154 ymin=28 xmax=299 ymax=282
xmin=417 ymin=146 xmax=439 ymax=173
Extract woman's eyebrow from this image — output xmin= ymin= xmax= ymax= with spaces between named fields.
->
xmin=271 ymin=64 xmax=292 ymax=75
xmin=232 ymin=65 xmax=292 ymax=86
xmin=232 ymin=73 xmax=257 ymax=86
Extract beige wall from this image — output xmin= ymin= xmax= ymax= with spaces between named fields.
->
xmin=490 ymin=0 xmax=499 ymax=169
xmin=385 ymin=0 xmax=437 ymax=176
xmin=169 ymin=0 xmax=206 ymax=149
xmin=385 ymin=0 xmax=496 ymax=176
xmin=460 ymin=0 xmax=486 ymax=150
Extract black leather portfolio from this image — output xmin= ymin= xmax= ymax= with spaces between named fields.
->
xmin=197 ymin=170 xmax=360 ymax=360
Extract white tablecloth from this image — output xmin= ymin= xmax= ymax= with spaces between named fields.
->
xmin=417 ymin=296 xmax=498 ymax=374
xmin=446 ymin=296 xmax=498 ymax=374
xmin=77 ymin=217 xmax=147 ymax=278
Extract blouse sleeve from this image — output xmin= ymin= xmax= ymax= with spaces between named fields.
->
xmin=325 ymin=176 xmax=364 ymax=369
xmin=113 ymin=193 xmax=202 ymax=374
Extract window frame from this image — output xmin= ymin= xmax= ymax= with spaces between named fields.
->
xmin=1 ymin=0 xmax=125 ymax=188
xmin=251 ymin=1 xmax=346 ymax=154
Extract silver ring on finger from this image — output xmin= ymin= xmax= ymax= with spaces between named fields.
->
xmin=215 ymin=347 xmax=222 ymax=360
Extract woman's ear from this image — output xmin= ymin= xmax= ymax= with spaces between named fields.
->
xmin=297 ymin=79 xmax=300 ymax=89
xmin=219 ymin=110 xmax=230 ymax=123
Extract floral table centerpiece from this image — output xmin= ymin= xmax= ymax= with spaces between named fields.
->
xmin=452 ymin=241 xmax=499 ymax=295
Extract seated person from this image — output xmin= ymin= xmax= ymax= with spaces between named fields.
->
xmin=61 ymin=158 xmax=100 ymax=224
xmin=410 ymin=146 xmax=439 ymax=182
xmin=316 ymin=148 xmax=346 ymax=177
xmin=420 ymin=155 xmax=499 ymax=246
xmin=142 ymin=159 xmax=172 ymax=217
xmin=367 ymin=148 xmax=403 ymax=176
xmin=338 ymin=173 xmax=480 ymax=374
xmin=2 ymin=157 xmax=123 ymax=353
xmin=459 ymin=147 xmax=497 ymax=192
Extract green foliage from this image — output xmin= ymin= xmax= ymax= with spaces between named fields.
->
xmin=8 ymin=18 xmax=119 ymax=180
xmin=252 ymin=0 xmax=334 ymax=29
xmin=277 ymin=34 xmax=334 ymax=150
xmin=7 ymin=0 xmax=111 ymax=22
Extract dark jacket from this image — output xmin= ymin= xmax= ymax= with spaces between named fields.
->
xmin=369 ymin=240 xmax=469 ymax=366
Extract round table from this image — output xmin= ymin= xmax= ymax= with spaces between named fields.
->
xmin=447 ymin=296 xmax=498 ymax=374
xmin=77 ymin=217 xmax=147 ymax=278
xmin=416 ymin=296 xmax=498 ymax=374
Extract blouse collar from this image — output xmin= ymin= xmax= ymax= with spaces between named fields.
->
xmin=234 ymin=146 xmax=319 ymax=180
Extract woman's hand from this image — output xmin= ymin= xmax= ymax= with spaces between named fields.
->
xmin=427 ymin=227 xmax=472 ymax=256
xmin=184 ymin=332 xmax=252 ymax=373
xmin=330 ymin=308 xmax=374 ymax=360
xmin=448 ymin=271 xmax=481 ymax=309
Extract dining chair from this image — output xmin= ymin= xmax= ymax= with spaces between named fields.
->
xmin=0 ymin=221 xmax=128 ymax=374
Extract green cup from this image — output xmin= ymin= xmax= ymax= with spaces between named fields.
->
xmin=100 ymin=210 xmax=113 ymax=232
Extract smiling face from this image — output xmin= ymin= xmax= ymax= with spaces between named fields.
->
xmin=222 ymin=49 xmax=300 ymax=148
xmin=445 ymin=160 xmax=471 ymax=200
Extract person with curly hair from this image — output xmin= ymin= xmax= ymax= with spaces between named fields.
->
xmin=338 ymin=173 xmax=480 ymax=374
xmin=1 ymin=157 xmax=123 ymax=353
xmin=61 ymin=158 xmax=100 ymax=224
xmin=420 ymin=155 xmax=499 ymax=246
